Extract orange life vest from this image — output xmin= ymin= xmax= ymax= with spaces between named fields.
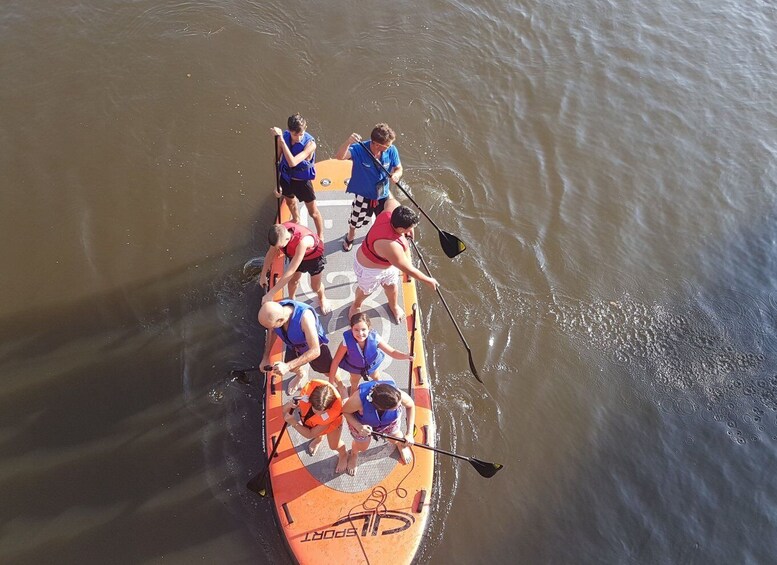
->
xmin=297 ymin=379 xmax=343 ymax=434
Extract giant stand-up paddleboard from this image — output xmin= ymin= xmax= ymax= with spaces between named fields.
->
xmin=262 ymin=159 xmax=435 ymax=564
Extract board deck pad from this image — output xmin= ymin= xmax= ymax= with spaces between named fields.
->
xmin=263 ymin=159 xmax=435 ymax=565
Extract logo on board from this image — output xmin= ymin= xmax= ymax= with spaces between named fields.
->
xmin=301 ymin=510 xmax=415 ymax=542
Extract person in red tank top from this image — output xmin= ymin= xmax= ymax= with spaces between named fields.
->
xmin=349 ymin=206 xmax=438 ymax=323
xmin=259 ymin=221 xmax=331 ymax=314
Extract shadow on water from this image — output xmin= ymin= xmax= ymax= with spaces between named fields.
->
xmin=0 ymin=239 xmax=291 ymax=562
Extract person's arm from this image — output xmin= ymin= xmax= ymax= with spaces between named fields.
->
xmin=271 ymin=127 xmax=316 ymax=167
xmin=341 ymin=392 xmax=371 ymax=436
xmin=387 ymin=146 xmax=402 ymax=183
xmin=272 ymin=310 xmax=321 ymax=376
xmin=399 ymin=390 xmax=415 ymax=444
xmin=259 ymin=245 xmax=280 ymax=294
xmin=389 ymin=164 xmax=403 ymax=184
xmin=328 ymin=342 xmax=347 ymax=380
xmin=377 ymin=336 xmax=412 ymax=361
xmin=283 ymin=408 xmax=328 ymax=440
xmin=263 ymin=236 xmax=312 ymax=302
xmin=376 ymin=240 xmax=439 ymax=290
xmin=335 ymin=133 xmax=360 ymax=160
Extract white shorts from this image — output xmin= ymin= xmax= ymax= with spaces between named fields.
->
xmin=353 ymin=256 xmax=400 ymax=295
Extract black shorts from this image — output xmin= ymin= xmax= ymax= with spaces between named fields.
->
xmin=295 ymin=254 xmax=326 ymax=276
xmin=280 ymin=177 xmax=316 ymax=203
xmin=286 ymin=343 xmax=333 ymax=375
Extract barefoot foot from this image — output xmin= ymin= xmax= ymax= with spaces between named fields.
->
xmin=346 ymin=450 xmax=359 ymax=476
xmin=307 ymin=436 xmax=323 ymax=456
xmin=319 ymin=296 xmax=332 ymax=315
xmin=388 ymin=304 xmax=405 ymax=325
xmin=335 ymin=450 xmax=348 ymax=474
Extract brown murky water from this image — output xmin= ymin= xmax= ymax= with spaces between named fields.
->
xmin=2 ymin=0 xmax=777 ymax=563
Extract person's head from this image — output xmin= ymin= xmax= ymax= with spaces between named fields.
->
xmin=258 ymin=301 xmax=289 ymax=329
xmin=268 ymin=224 xmax=291 ymax=247
xmin=309 ymin=383 xmax=338 ymax=413
xmin=367 ymin=383 xmax=402 ymax=411
xmin=390 ymin=205 xmax=420 ymax=233
xmin=370 ymin=123 xmax=396 ymax=151
xmin=287 ymin=113 xmax=307 ymax=143
xmin=349 ymin=312 xmax=372 ymax=342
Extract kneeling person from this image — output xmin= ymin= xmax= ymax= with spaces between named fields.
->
xmin=284 ymin=379 xmax=348 ymax=473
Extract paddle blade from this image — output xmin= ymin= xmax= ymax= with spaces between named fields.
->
xmin=469 ymin=458 xmax=503 ymax=478
xmin=439 ymin=231 xmax=466 ymax=258
xmin=246 ymin=472 xmax=270 ymax=497
xmin=467 ymin=351 xmax=483 ymax=383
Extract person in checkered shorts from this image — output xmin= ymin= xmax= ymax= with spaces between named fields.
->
xmin=334 ymin=123 xmax=403 ymax=252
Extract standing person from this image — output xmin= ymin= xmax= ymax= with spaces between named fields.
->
xmin=329 ymin=313 xmax=413 ymax=394
xmin=335 ymin=123 xmax=403 ymax=251
xmin=271 ymin=113 xmax=324 ymax=238
xmin=259 ymin=221 xmax=331 ymax=314
xmin=350 ymin=205 xmax=438 ymax=323
xmin=282 ymin=379 xmax=349 ymax=473
xmin=258 ymin=299 xmax=333 ymax=395
xmin=341 ymin=378 xmax=415 ymax=476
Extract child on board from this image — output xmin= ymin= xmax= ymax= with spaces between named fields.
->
xmin=270 ymin=113 xmax=324 ymax=237
xmin=259 ymin=221 xmax=331 ymax=314
xmin=341 ymin=378 xmax=415 ymax=476
xmin=328 ymin=312 xmax=413 ymax=396
xmin=283 ymin=379 xmax=348 ymax=473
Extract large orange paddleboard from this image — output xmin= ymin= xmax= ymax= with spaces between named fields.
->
xmin=262 ymin=159 xmax=435 ymax=564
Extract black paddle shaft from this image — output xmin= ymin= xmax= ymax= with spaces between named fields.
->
xmin=409 ymin=238 xmax=482 ymax=383
xmin=370 ymin=430 xmax=502 ymax=478
xmin=356 ymin=140 xmax=466 ymax=258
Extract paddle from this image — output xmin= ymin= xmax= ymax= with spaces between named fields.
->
xmin=230 ymin=365 xmax=273 ymax=383
xmin=407 ymin=303 xmax=417 ymax=396
xmin=371 ymin=430 xmax=502 ymax=478
xmin=247 ymin=407 xmax=293 ymax=498
xmin=273 ymin=136 xmax=282 ymax=222
xmin=408 ymin=238 xmax=482 ymax=383
xmin=356 ymin=140 xmax=466 ymax=258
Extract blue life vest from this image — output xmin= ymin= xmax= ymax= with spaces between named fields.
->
xmin=279 ymin=131 xmax=316 ymax=182
xmin=274 ymin=299 xmax=328 ymax=354
xmin=357 ymin=378 xmax=400 ymax=428
xmin=340 ymin=329 xmax=385 ymax=376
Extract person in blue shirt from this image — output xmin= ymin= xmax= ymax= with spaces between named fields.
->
xmin=270 ymin=113 xmax=324 ymax=238
xmin=334 ymin=123 xmax=403 ymax=251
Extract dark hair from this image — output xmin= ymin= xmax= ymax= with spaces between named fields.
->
xmin=371 ymin=123 xmax=395 ymax=144
xmin=288 ymin=113 xmax=307 ymax=133
xmin=268 ymin=224 xmax=287 ymax=246
xmin=310 ymin=383 xmax=337 ymax=411
xmin=390 ymin=205 xmax=420 ymax=230
xmin=369 ymin=383 xmax=401 ymax=410
xmin=349 ymin=312 xmax=372 ymax=328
